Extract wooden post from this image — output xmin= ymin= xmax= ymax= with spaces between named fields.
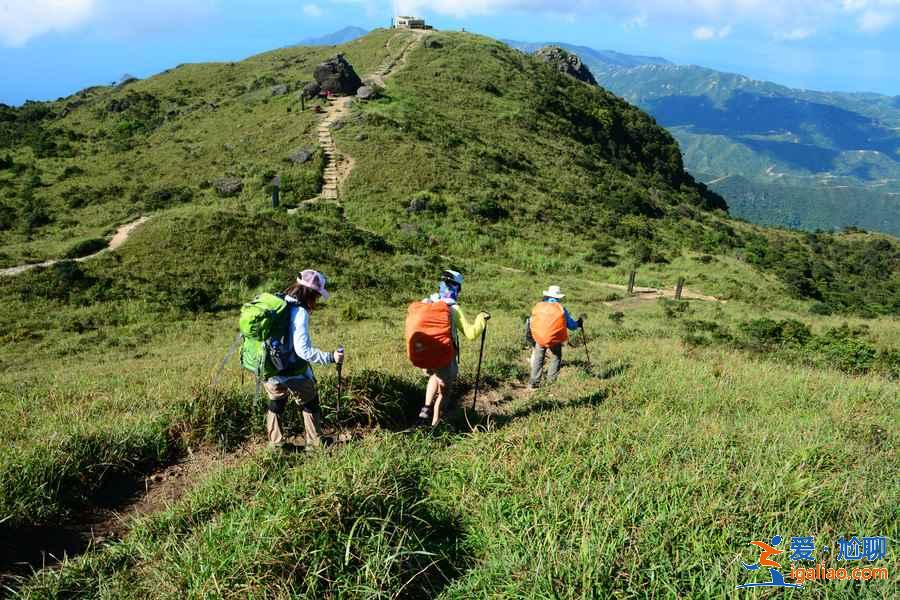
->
xmin=300 ymin=94 xmax=305 ymax=112
xmin=627 ymin=271 xmax=637 ymax=295
xmin=675 ymin=277 xmax=685 ymax=300
xmin=270 ymin=176 xmax=281 ymax=209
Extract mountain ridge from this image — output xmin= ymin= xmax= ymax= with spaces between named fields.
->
xmin=510 ymin=37 xmax=900 ymax=236
xmin=298 ymin=26 xmax=369 ymax=46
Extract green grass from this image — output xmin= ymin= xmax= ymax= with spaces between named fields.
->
xmin=0 ymin=29 xmax=898 ymax=597
xmin=13 ymin=330 xmax=897 ymax=598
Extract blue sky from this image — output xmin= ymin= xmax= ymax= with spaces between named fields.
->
xmin=1 ymin=0 xmax=899 ymax=106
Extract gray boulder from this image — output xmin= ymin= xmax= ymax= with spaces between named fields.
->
xmin=356 ymin=85 xmax=376 ymax=100
xmin=270 ymin=84 xmax=289 ymax=96
xmin=287 ymin=147 xmax=313 ymax=164
xmin=424 ymin=38 xmax=443 ymax=49
xmin=534 ymin=46 xmax=597 ymax=85
xmin=213 ymin=177 xmax=243 ymax=197
xmin=313 ymin=54 xmax=362 ymax=95
xmin=301 ymin=81 xmax=321 ymax=99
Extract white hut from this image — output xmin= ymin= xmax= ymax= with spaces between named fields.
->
xmin=395 ymin=15 xmax=426 ymax=29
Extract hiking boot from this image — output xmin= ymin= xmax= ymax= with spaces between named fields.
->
xmin=416 ymin=406 xmax=432 ymax=427
xmin=269 ymin=442 xmax=301 ymax=454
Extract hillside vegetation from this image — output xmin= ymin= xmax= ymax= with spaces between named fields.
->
xmin=0 ymin=30 xmax=897 ymax=598
xmin=509 ymin=41 xmax=900 ymax=237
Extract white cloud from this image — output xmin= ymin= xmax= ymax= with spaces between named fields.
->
xmin=692 ymin=24 xmax=731 ymax=40
xmin=857 ymin=9 xmax=895 ymax=30
xmin=623 ymin=12 xmax=648 ymax=31
xmin=0 ymin=0 xmax=96 ymax=47
xmin=779 ymin=27 xmax=816 ymax=40
xmin=303 ymin=3 xmax=325 ymax=17
xmin=387 ymin=0 xmax=900 ymax=36
xmin=0 ymin=0 xmax=219 ymax=46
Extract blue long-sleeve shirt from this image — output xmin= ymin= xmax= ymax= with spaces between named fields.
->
xmin=269 ymin=296 xmax=334 ymax=383
xmin=545 ymin=297 xmax=580 ymax=330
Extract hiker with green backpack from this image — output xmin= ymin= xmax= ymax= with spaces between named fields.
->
xmin=405 ymin=270 xmax=490 ymax=427
xmin=240 ymin=270 xmax=344 ymax=450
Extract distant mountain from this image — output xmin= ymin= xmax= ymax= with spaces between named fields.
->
xmin=509 ymin=39 xmax=900 ymax=236
xmin=298 ymin=26 xmax=368 ymax=46
xmin=505 ymin=40 xmax=670 ymax=69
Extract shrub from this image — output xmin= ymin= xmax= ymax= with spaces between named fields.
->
xmin=815 ymin=336 xmax=878 ymax=375
xmin=466 ymin=192 xmax=509 ymax=222
xmin=808 ymin=302 xmax=832 ymax=316
xmin=661 ymin=298 xmax=690 ymax=320
xmin=142 ymin=185 xmax=194 ymax=211
xmin=63 ymin=237 xmax=107 ymax=259
xmin=586 ymin=235 xmax=618 ymax=267
xmin=739 ymin=318 xmax=812 ymax=349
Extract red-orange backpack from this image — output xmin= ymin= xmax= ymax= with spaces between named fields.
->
xmin=406 ymin=301 xmax=455 ymax=369
xmin=530 ymin=302 xmax=568 ymax=347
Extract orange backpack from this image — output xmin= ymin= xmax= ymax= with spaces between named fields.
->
xmin=530 ymin=302 xmax=568 ymax=347
xmin=406 ymin=301 xmax=455 ymax=369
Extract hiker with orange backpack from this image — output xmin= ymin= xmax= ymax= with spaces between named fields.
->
xmin=528 ymin=285 xmax=583 ymax=389
xmin=239 ymin=270 xmax=344 ymax=451
xmin=405 ymin=270 xmax=490 ymax=427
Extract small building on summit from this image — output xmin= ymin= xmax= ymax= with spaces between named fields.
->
xmin=395 ymin=16 xmax=427 ymax=29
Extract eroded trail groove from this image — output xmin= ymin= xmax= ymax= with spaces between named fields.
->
xmin=0 ymin=217 xmax=149 ymax=278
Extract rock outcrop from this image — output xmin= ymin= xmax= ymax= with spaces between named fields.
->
xmin=213 ymin=177 xmax=243 ymax=198
xmin=287 ymin=148 xmax=313 ymax=164
xmin=356 ymin=85 xmax=376 ymax=100
xmin=313 ymin=54 xmax=362 ymax=95
xmin=534 ymin=46 xmax=597 ymax=85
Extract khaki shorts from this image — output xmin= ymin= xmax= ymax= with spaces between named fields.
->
xmin=424 ymin=360 xmax=459 ymax=387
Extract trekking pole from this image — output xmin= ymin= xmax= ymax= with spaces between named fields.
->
xmin=579 ymin=321 xmax=593 ymax=370
xmin=335 ymin=345 xmax=344 ymax=420
xmin=471 ymin=320 xmax=488 ymax=411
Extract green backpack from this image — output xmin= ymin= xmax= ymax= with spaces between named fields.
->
xmin=239 ymin=293 xmax=306 ymax=379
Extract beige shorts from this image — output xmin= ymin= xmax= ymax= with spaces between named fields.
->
xmin=424 ymin=360 xmax=459 ymax=387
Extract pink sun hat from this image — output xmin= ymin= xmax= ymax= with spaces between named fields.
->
xmin=297 ymin=269 xmax=330 ymax=300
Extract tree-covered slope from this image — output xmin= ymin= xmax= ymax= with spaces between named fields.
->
xmin=510 ymin=41 xmax=900 ymax=236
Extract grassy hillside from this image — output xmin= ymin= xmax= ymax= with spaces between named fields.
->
xmin=0 ymin=30 xmax=401 ymax=267
xmin=0 ymin=30 xmax=898 ymax=597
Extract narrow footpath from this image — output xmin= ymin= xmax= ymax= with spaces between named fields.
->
xmin=0 ymin=217 xmax=149 ymax=278
xmin=303 ymin=30 xmax=427 ymax=206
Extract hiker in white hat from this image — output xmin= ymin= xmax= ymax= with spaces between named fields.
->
xmin=263 ymin=269 xmax=343 ymax=450
xmin=527 ymin=285 xmax=582 ymax=388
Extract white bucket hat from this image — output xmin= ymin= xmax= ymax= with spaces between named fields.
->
xmin=542 ymin=285 xmax=565 ymax=299
xmin=297 ymin=269 xmax=330 ymax=300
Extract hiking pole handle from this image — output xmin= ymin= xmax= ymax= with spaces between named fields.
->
xmin=472 ymin=323 xmax=487 ymax=411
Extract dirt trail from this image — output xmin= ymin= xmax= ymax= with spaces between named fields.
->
xmin=600 ymin=282 xmax=722 ymax=304
xmin=469 ymin=257 xmax=721 ymax=304
xmin=0 ymin=442 xmax=256 ymax=587
xmin=0 ymin=216 xmax=149 ymax=278
xmin=301 ymin=30 xmax=427 ymax=206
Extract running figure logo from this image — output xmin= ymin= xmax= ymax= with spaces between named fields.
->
xmin=736 ymin=536 xmax=804 ymax=589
